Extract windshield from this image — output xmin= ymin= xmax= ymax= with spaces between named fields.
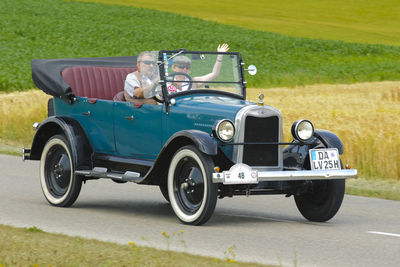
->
xmin=159 ymin=51 xmax=244 ymax=98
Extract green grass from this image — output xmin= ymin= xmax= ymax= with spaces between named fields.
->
xmin=346 ymin=178 xmax=400 ymax=201
xmin=0 ymin=224 xmax=270 ymax=266
xmin=82 ymin=0 xmax=400 ymax=46
xmin=1 ymin=0 xmax=400 ymax=92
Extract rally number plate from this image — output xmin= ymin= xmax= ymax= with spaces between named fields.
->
xmin=309 ymin=148 xmax=341 ymax=170
xmin=223 ymin=163 xmax=258 ymax=185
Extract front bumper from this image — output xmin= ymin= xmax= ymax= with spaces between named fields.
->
xmin=212 ymin=168 xmax=357 ymax=184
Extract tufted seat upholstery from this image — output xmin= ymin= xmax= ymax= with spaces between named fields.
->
xmin=61 ymin=66 xmax=136 ymax=100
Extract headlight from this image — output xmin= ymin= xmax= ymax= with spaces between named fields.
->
xmin=213 ymin=120 xmax=235 ymax=142
xmin=291 ymin=119 xmax=314 ymax=141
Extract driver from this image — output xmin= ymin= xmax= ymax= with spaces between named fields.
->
xmin=170 ymin=43 xmax=230 ymax=92
xmin=124 ymin=51 xmax=160 ymax=105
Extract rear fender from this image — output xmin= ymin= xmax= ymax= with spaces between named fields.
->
xmin=29 ymin=116 xmax=93 ymax=170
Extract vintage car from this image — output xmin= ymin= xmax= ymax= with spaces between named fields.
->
xmin=23 ymin=49 xmax=357 ymax=225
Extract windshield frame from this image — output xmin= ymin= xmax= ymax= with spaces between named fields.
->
xmin=157 ymin=50 xmax=247 ymax=103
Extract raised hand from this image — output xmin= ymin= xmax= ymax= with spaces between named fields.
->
xmin=217 ymin=43 xmax=230 ymax=53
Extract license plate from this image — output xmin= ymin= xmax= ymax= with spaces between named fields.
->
xmin=309 ymin=148 xmax=341 ymax=170
xmin=223 ymin=163 xmax=258 ymax=185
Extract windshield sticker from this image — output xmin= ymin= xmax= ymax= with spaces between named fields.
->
xmin=168 ymin=83 xmax=177 ymax=93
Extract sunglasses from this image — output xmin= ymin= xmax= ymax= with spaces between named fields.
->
xmin=140 ymin=60 xmax=156 ymax=66
xmin=176 ymin=64 xmax=191 ymax=69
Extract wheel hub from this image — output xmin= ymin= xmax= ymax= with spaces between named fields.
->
xmin=54 ymin=163 xmax=64 ymax=179
xmin=181 ymin=178 xmax=196 ymax=194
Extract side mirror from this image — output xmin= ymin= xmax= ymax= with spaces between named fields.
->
xmin=245 ymin=65 xmax=257 ymax=76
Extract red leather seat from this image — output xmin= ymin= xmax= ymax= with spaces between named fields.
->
xmin=113 ymin=91 xmax=126 ymax=101
xmin=61 ymin=66 xmax=136 ymax=100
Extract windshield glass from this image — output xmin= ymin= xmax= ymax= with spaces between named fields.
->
xmin=159 ymin=51 xmax=243 ymax=97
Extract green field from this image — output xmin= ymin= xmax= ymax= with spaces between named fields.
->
xmin=79 ymin=0 xmax=400 ymax=46
xmin=1 ymin=0 xmax=400 ymax=92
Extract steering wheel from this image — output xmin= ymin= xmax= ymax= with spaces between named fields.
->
xmin=167 ymin=72 xmax=193 ymax=92
xmin=153 ymin=95 xmax=164 ymax=103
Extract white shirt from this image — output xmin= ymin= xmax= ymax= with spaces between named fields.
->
xmin=124 ymin=72 xmax=153 ymax=97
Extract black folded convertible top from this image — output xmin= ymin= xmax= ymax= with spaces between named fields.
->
xmin=31 ymin=56 xmax=137 ymax=103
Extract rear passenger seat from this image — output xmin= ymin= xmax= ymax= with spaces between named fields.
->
xmin=61 ymin=66 xmax=137 ymax=101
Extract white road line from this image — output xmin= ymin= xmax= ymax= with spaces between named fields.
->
xmin=367 ymin=231 xmax=400 ymax=238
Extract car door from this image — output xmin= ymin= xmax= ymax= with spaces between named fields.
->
xmin=54 ymin=97 xmax=115 ymax=153
xmin=113 ymin=101 xmax=163 ymax=160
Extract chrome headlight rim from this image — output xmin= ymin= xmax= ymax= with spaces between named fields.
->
xmin=213 ymin=119 xmax=235 ymax=142
xmin=291 ymin=119 xmax=314 ymax=142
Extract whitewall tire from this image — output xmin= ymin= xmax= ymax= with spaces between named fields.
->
xmin=167 ymin=145 xmax=217 ymax=225
xmin=40 ymin=135 xmax=82 ymax=207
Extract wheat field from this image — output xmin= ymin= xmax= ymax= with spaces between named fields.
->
xmin=247 ymin=81 xmax=400 ymax=180
xmin=1 ymin=82 xmax=399 ymax=180
xmin=0 ymin=90 xmax=50 ymax=148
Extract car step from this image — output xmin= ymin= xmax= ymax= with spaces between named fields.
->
xmin=75 ymin=167 xmax=141 ymax=182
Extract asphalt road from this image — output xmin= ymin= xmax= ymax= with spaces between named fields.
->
xmin=1 ymin=154 xmax=399 ymax=267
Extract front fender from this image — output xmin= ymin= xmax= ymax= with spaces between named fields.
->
xmin=314 ymin=129 xmax=344 ymax=154
xmin=165 ymin=130 xmax=218 ymax=155
xmin=29 ymin=116 xmax=93 ymax=170
xmin=283 ymin=129 xmax=344 ymax=170
xmin=137 ymin=130 xmax=217 ymax=185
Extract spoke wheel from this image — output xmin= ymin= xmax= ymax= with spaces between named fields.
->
xmin=168 ymin=145 xmax=217 ymax=225
xmin=40 ymin=135 xmax=82 ymax=207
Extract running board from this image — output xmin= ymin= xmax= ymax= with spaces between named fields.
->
xmin=75 ymin=167 xmax=141 ymax=182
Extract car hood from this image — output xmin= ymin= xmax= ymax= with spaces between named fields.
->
xmin=172 ymin=94 xmax=254 ymax=121
xmin=165 ymin=94 xmax=256 ymax=141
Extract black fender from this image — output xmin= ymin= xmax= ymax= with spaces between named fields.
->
xmin=283 ymin=129 xmax=343 ymax=169
xmin=29 ymin=116 xmax=93 ymax=170
xmin=161 ymin=130 xmax=218 ymax=156
xmin=314 ymin=129 xmax=343 ymax=154
xmin=137 ymin=130 xmax=217 ymax=185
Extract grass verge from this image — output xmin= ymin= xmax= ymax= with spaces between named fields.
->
xmin=346 ymin=178 xmax=400 ymax=201
xmin=0 ymin=224 xmax=269 ymax=266
xmin=1 ymin=0 xmax=400 ymax=92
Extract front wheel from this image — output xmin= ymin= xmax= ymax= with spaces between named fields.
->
xmin=294 ymin=179 xmax=345 ymax=222
xmin=40 ymin=135 xmax=82 ymax=207
xmin=168 ymin=145 xmax=218 ymax=225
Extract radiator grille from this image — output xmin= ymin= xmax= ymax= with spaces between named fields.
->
xmin=243 ymin=116 xmax=279 ymax=166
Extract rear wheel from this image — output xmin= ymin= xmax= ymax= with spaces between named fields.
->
xmin=159 ymin=183 xmax=169 ymax=202
xmin=168 ymin=145 xmax=217 ymax=225
xmin=40 ymin=135 xmax=82 ymax=207
xmin=294 ymin=179 xmax=345 ymax=222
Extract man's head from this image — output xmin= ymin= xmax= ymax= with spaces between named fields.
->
xmin=137 ymin=51 xmax=156 ymax=77
xmin=172 ymin=55 xmax=191 ymax=74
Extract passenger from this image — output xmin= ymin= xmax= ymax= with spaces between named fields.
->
xmin=171 ymin=43 xmax=230 ymax=91
xmin=125 ymin=44 xmax=230 ymax=101
xmin=124 ymin=51 xmax=159 ymax=105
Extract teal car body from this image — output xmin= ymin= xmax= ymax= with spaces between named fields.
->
xmin=24 ymin=49 xmax=357 ymax=225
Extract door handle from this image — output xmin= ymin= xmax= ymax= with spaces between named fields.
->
xmin=124 ymin=115 xmax=135 ymax=121
xmin=82 ymin=111 xmax=91 ymax=117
